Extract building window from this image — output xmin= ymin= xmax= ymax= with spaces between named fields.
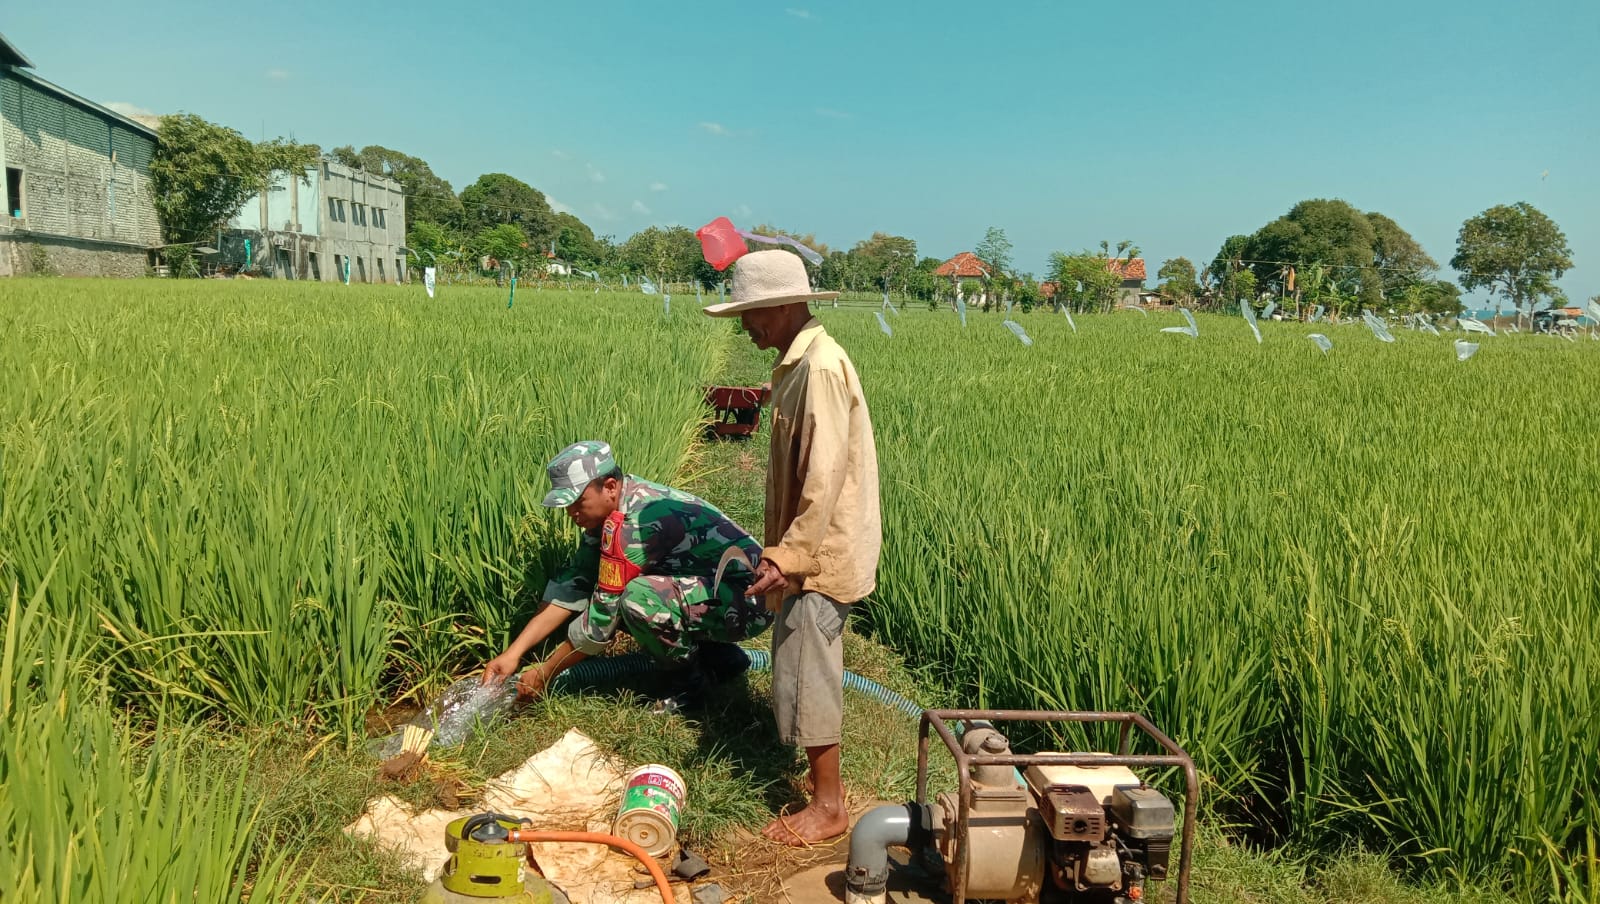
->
xmin=376 ymin=257 xmax=386 ymax=282
xmin=337 ymin=199 xmax=347 ymax=222
xmin=308 ymin=252 xmax=321 ymax=280
xmin=373 ymin=208 xmax=385 ymax=229
xmin=334 ymin=253 xmax=344 ymax=281
xmin=5 ymin=168 xmax=22 ymax=219
xmin=395 ymin=258 xmax=403 ymax=281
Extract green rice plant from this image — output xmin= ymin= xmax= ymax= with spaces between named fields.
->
xmin=0 ymin=579 xmax=313 ymax=902
xmin=821 ymin=306 xmax=1600 ymax=895
xmin=0 ymin=281 xmax=719 ymax=733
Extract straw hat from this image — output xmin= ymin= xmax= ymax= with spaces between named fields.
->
xmin=702 ymin=250 xmax=837 ymax=317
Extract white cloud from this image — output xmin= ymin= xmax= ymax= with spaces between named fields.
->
xmin=631 ymin=200 xmax=652 ymax=216
xmin=587 ymin=165 xmax=606 ymax=183
xmin=649 ymin=182 xmax=668 ymax=192
xmin=547 ymin=196 xmax=572 ymax=215
xmin=551 ymin=149 xmax=570 ymax=160
xmin=265 ymin=68 xmax=290 ymax=80
xmin=593 ymin=203 xmax=617 ymax=221
xmin=734 ymin=203 xmax=753 ymax=219
xmin=698 ymin=121 xmax=729 ymax=136
xmin=104 ymin=101 xmax=155 ymax=119
xmin=785 ymin=7 xmax=812 ymax=18
xmin=814 ymin=107 xmax=852 ymax=120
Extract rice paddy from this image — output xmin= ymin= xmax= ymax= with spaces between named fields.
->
xmin=2 ymin=281 xmax=1596 ymax=900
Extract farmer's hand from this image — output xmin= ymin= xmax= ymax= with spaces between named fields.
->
xmin=481 ymin=651 xmax=520 ymax=687
xmin=516 ymin=662 xmax=552 ymax=702
xmin=746 ymin=558 xmax=788 ymax=598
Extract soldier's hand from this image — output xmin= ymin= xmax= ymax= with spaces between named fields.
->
xmin=516 ymin=663 xmax=552 ymax=702
xmin=747 ymin=559 xmax=787 ymax=597
xmin=481 ymin=652 xmax=519 ymax=686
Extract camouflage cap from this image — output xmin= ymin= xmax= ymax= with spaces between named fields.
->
xmin=541 ymin=440 xmax=618 ymax=507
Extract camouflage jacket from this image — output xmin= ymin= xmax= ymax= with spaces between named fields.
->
xmin=544 ymin=476 xmax=761 ymax=650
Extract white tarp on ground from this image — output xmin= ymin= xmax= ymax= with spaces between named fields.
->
xmin=346 ymin=728 xmax=689 ymax=902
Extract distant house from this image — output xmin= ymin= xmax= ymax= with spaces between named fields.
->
xmin=933 ymin=251 xmax=993 ymax=283
xmin=934 ymin=251 xmax=996 ymax=306
xmin=0 ymin=31 xmax=161 ymax=277
xmin=222 ymin=158 xmax=407 ymax=283
xmin=1040 ymin=258 xmax=1151 ymax=306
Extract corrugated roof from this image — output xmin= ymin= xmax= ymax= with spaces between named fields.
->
xmin=1 ymin=65 xmax=159 ymax=140
xmin=0 ymin=31 xmax=36 ymax=68
xmin=934 ymin=251 xmax=992 ymax=278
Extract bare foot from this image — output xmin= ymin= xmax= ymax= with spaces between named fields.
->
xmin=761 ymin=802 xmax=848 ymax=846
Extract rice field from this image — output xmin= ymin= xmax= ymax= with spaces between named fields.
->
xmin=0 ymin=281 xmax=723 ymax=899
xmin=829 ymin=305 xmax=1600 ymax=895
xmin=2 ymin=282 xmax=1597 ymax=900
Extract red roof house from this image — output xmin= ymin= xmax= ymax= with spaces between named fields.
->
xmin=933 ymin=252 xmax=994 ymax=280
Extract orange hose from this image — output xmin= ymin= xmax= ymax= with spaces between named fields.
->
xmin=506 ymin=829 xmax=675 ymax=903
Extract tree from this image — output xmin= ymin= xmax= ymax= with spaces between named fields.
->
xmin=406 ymin=221 xmax=460 ymax=275
xmin=619 ymin=225 xmax=709 ymax=287
xmin=149 ymin=113 xmax=319 ymax=254
xmin=329 ymin=144 xmax=462 ymax=234
xmin=852 ymin=233 xmax=918 ymax=293
xmin=553 ymin=212 xmax=606 ymax=268
xmin=474 ymin=224 xmax=530 ymax=269
xmin=1047 ymin=251 xmax=1122 ymax=313
xmin=458 ymin=174 xmax=559 ymax=253
xmin=1450 ymin=203 xmax=1573 ymax=324
xmin=1368 ymin=211 xmax=1438 ymax=297
xmin=1208 ymin=235 xmax=1250 ymax=288
xmin=1157 ymin=258 xmax=1199 ymax=304
xmin=975 ymin=227 xmax=1013 ymax=275
xmin=1395 ymin=279 xmax=1463 ymax=315
xmin=1243 ymin=200 xmax=1382 ymax=309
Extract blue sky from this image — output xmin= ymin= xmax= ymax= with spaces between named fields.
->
xmin=8 ymin=1 xmax=1598 ymax=303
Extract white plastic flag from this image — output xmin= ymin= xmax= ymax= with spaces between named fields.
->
xmin=1363 ymin=311 xmax=1396 ymax=343
xmin=1308 ymin=333 xmax=1333 ymax=354
xmin=1419 ymin=317 xmax=1440 ymax=336
xmin=1587 ymin=300 xmax=1600 ymax=323
xmin=1311 ymin=304 xmax=1325 ymax=323
xmin=1455 ymin=339 xmax=1479 ymax=361
xmin=1062 ymin=306 xmax=1077 ymax=333
xmin=1261 ymin=301 xmax=1278 ymax=319
xmin=663 ymin=294 xmax=671 ymax=316
xmin=875 ymin=312 xmax=893 ymax=336
xmin=1003 ymin=319 xmax=1033 ymax=346
xmin=1459 ymin=318 xmax=1495 ymax=336
xmin=1161 ymin=307 xmax=1199 ymax=338
xmin=424 ymin=266 xmax=436 ymax=299
xmin=956 ymin=296 xmax=967 ymax=328
xmin=1241 ymin=301 xmax=1262 ymax=343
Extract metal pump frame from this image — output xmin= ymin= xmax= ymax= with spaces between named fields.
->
xmin=915 ymin=708 xmax=1199 ymax=904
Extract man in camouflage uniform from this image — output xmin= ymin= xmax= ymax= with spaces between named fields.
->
xmin=482 ymin=441 xmax=771 ymax=702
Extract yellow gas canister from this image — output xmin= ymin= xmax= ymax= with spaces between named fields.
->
xmin=418 ymin=814 xmax=569 ymax=904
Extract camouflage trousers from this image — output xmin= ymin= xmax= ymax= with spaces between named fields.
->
xmin=618 ymin=575 xmax=773 ymax=662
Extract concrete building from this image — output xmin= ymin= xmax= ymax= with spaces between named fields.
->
xmin=222 ymin=159 xmax=406 ymax=283
xmin=0 ymin=32 xmax=161 ymax=277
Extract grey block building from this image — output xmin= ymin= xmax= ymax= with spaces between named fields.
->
xmin=0 ymin=32 xmax=161 ymax=277
xmin=222 ymin=159 xmax=407 ymax=283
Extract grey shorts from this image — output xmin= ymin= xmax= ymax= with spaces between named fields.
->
xmin=771 ymin=591 xmax=851 ymax=747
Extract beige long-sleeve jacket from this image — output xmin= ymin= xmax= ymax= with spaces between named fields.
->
xmin=762 ymin=318 xmax=881 ymax=604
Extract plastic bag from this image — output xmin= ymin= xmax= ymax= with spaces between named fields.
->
xmin=369 ymin=675 xmax=520 ymax=759
xmin=695 ymin=216 xmax=748 ymax=271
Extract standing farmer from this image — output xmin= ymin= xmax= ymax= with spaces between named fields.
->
xmin=482 ymin=441 xmax=771 ymax=707
xmin=703 ymin=250 xmax=882 ymax=845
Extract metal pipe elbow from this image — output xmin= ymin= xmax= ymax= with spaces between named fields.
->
xmin=845 ymin=802 xmax=920 ymax=904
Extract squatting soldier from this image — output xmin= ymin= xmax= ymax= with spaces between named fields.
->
xmin=481 ymin=440 xmax=771 ymax=706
